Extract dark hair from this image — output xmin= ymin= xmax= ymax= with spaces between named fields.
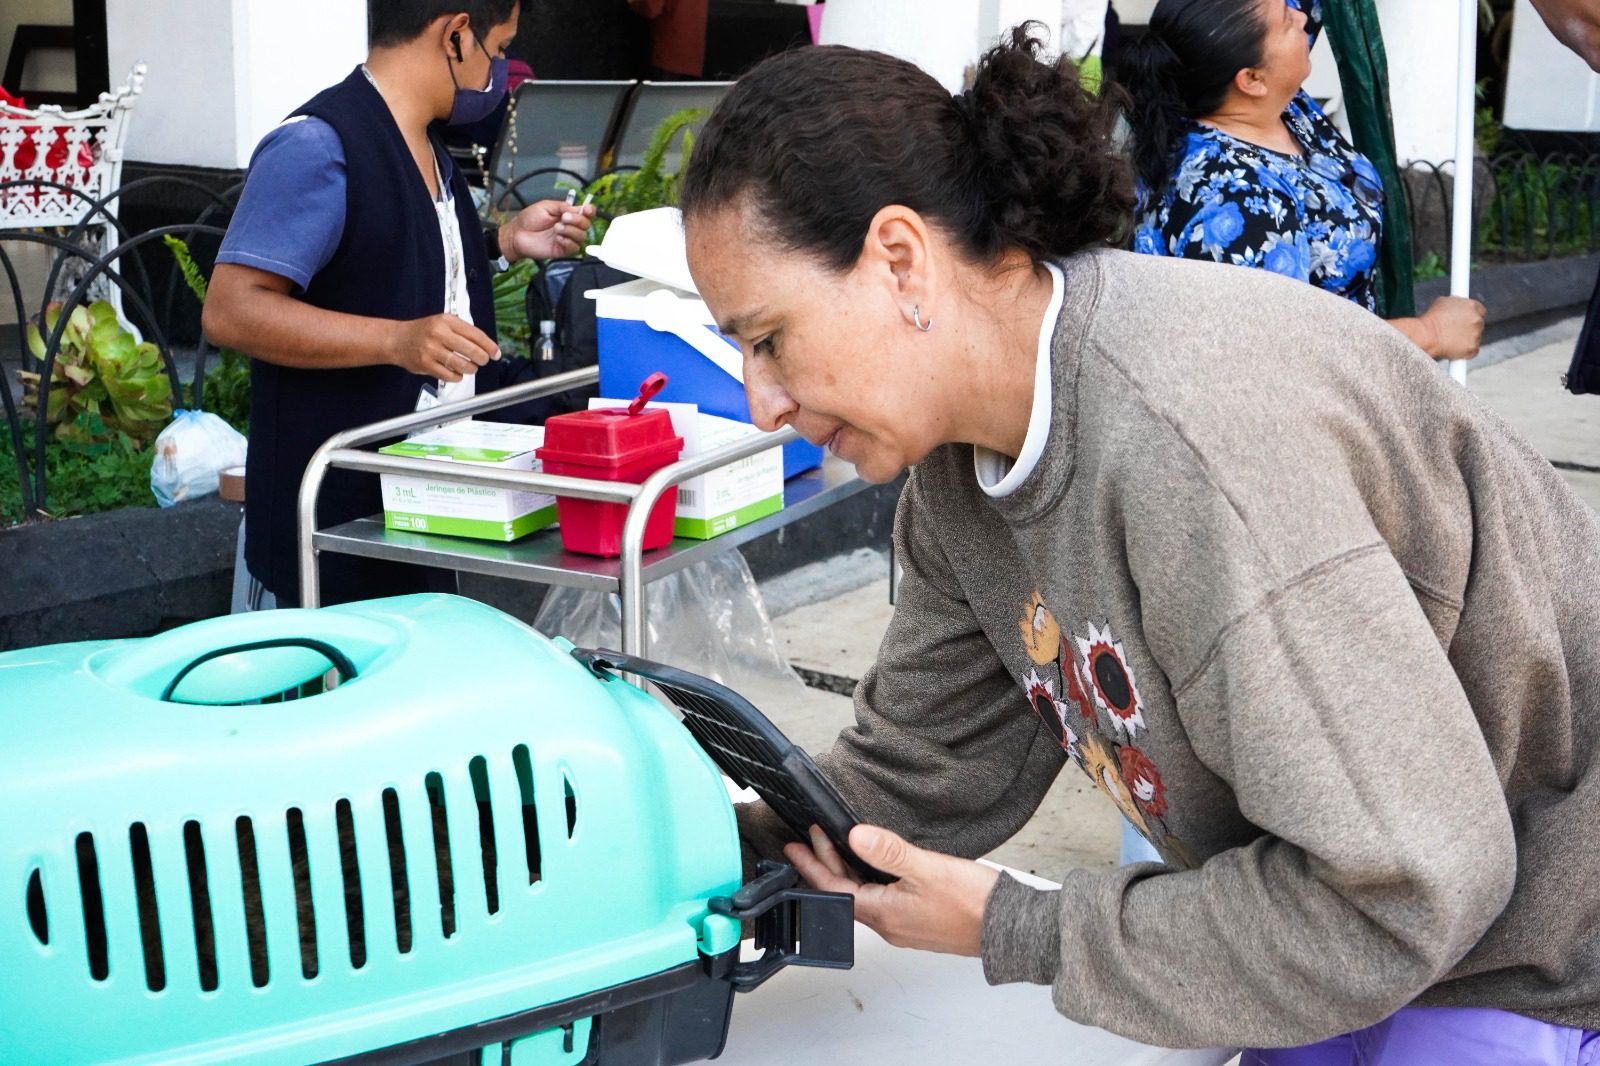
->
xmin=1117 ymin=0 xmax=1268 ymax=198
xmin=680 ymin=23 xmax=1132 ymax=272
xmin=369 ymin=0 xmax=519 ymax=49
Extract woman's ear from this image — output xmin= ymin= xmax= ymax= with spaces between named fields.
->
xmin=1234 ymin=65 xmax=1269 ymax=100
xmin=860 ymin=205 xmax=936 ymax=310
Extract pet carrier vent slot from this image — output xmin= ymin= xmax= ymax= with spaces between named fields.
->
xmin=381 ymin=789 xmax=412 ymax=954
xmin=74 ymin=834 xmax=108 ymax=981
xmin=286 ymin=808 xmax=318 ymax=979
xmin=183 ymin=821 xmax=219 ymax=991
xmin=512 ymin=745 xmax=542 ymax=885
xmin=425 ymin=773 xmax=457 ymax=939
xmin=334 ymin=800 xmax=366 ymax=969
xmin=564 ymin=772 xmax=578 ymax=839
xmin=235 ymin=817 xmax=269 ymax=987
xmin=25 ymin=867 xmax=47 ymax=945
xmin=469 ymin=756 xmax=499 ymax=914
xmin=129 ymin=823 xmax=165 ymax=991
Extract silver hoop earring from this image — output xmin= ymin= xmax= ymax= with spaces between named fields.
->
xmin=912 ymin=305 xmax=933 ymax=332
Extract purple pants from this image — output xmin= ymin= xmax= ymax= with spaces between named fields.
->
xmin=1241 ymin=1007 xmax=1600 ymax=1066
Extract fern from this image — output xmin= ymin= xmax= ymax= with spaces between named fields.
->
xmin=578 ymin=108 xmax=705 ymax=247
xmin=163 ymin=234 xmax=209 ymax=304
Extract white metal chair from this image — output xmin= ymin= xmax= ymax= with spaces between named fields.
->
xmin=0 ymin=64 xmax=146 ymax=335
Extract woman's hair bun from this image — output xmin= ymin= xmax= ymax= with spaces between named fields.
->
xmin=963 ymin=22 xmax=1133 ymax=260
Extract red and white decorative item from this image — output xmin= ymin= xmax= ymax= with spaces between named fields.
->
xmin=0 ymin=65 xmax=146 ymax=326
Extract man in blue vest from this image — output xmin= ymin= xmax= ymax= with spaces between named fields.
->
xmin=204 ymin=0 xmax=594 ymax=607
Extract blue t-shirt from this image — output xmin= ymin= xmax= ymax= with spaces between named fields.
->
xmin=217 ymin=116 xmax=349 ymax=293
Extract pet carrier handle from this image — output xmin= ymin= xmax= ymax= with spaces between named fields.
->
xmin=160 ymin=638 xmax=360 ymax=702
xmin=709 ymin=861 xmax=853 ymax=992
xmin=572 ymin=646 xmax=896 ymax=885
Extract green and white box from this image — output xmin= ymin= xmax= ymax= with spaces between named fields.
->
xmin=589 ymin=398 xmax=784 ymax=539
xmin=378 ymin=420 xmax=557 ymax=542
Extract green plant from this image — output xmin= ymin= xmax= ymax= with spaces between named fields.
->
xmin=479 ymin=110 xmax=705 ymax=358
xmin=1481 ymin=155 xmax=1598 ymax=260
xmin=493 ymin=257 xmax=539 ymax=359
xmin=574 ymin=108 xmax=704 ymax=247
xmin=165 ymin=234 xmax=251 ymax=431
xmin=1414 ymin=251 xmax=1447 ymax=280
xmin=1474 ymin=80 xmax=1501 ymax=157
xmin=17 ymin=300 xmax=173 ymax=447
xmin=0 ymin=412 xmax=158 ymax=524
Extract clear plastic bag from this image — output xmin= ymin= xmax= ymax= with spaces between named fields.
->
xmin=532 ymin=550 xmax=810 ymax=709
xmin=150 ymin=410 xmax=248 ymax=508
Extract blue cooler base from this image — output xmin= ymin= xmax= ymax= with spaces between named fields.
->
xmin=599 ymin=320 xmax=825 ymax=480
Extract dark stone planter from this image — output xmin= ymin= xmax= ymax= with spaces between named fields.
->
xmin=0 ymin=497 xmax=240 ymax=651
xmin=1416 ymin=253 xmax=1600 ymax=326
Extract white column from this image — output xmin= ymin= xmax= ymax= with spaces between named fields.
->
xmin=105 ymin=0 xmax=365 ymax=169
xmin=230 ymin=0 xmax=368 ymax=167
xmin=820 ymin=0 xmax=1081 ymax=90
xmin=986 ymin=0 xmax=1074 ymax=51
xmin=819 ymin=0 xmax=984 ymax=91
xmin=1376 ymin=0 xmax=1461 ymax=166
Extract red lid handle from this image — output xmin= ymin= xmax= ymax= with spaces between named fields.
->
xmin=628 ymin=372 xmax=669 ymax=416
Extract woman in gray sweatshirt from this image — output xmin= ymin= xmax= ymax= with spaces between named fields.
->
xmin=678 ymin=23 xmax=1600 ymax=1066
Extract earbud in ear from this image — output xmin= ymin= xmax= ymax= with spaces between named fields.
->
xmin=449 ymin=31 xmax=464 ymax=62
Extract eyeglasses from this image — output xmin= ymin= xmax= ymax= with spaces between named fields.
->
xmin=1309 ymin=153 xmax=1385 ymax=214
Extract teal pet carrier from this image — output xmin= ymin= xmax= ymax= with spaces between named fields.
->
xmin=0 ymin=594 xmax=855 ymax=1065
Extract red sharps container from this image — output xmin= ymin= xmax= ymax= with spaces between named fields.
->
xmin=537 ymin=373 xmax=684 ymax=557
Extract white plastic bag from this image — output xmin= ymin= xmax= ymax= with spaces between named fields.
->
xmin=532 ymin=550 xmax=811 ymax=710
xmin=151 ymin=410 xmax=248 ymax=507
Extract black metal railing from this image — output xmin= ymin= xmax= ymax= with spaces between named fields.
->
xmin=1402 ymin=150 xmax=1600 ymax=273
xmin=0 ymin=177 xmax=239 ymax=524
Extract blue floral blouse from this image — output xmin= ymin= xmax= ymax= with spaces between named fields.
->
xmin=1131 ymin=2 xmax=1386 ymax=311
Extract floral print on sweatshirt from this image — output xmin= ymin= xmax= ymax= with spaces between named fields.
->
xmin=1016 ymin=590 xmax=1198 ymax=868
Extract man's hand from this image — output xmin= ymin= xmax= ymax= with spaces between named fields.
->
xmin=500 ymin=200 xmax=598 ymax=263
xmin=388 ymin=314 xmax=500 ymax=382
xmin=784 ymin=824 xmax=1001 ymax=957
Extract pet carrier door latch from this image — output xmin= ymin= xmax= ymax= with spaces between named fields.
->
xmin=708 ymin=861 xmax=854 ymax=992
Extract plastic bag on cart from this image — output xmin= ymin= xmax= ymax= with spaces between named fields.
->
xmin=532 ymin=549 xmax=811 ymax=715
xmin=151 ymin=410 xmax=249 ymax=507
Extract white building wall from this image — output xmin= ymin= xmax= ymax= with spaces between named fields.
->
xmin=821 ymin=0 xmax=1065 ymax=91
xmin=827 ymin=0 xmax=1465 ymax=164
xmin=105 ymin=0 xmax=365 ymax=169
xmin=1503 ymin=0 xmax=1600 ymax=132
xmin=231 ymin=0 xmax=369 ymax=167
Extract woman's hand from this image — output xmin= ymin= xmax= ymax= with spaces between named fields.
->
xmin=1419 ymin=295 xmax=1486 ymax=361
xmin=499 ymin=200 xmax=597 ymax=263
xmin=784 ymin=824 xmax=1001 ymax=956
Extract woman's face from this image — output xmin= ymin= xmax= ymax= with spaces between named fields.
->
xmin=685 ymin=202 xmax=946 ymax=484
xmin=1252 ymin=0 xmax=1313 ymax=100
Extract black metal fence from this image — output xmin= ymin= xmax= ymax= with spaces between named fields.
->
xmin=0 ymin=176 xmax=239 ymax=524
xmin=1402 ymin=150 xmax=1600 ymax=272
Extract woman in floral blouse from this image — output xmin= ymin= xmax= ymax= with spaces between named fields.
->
xmin=1119 ymin=0 xmax=1484 ymax=360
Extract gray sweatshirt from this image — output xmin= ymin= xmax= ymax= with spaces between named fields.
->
xmin=742 ymin=249 xmax=1600 ymax=1048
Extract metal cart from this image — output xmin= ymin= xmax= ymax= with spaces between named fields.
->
xmin=297 ymin=367 xmax=867 ymax=655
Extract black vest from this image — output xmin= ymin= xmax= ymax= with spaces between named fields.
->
xmin=244 ymin=67 xmax=495 ymax=602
